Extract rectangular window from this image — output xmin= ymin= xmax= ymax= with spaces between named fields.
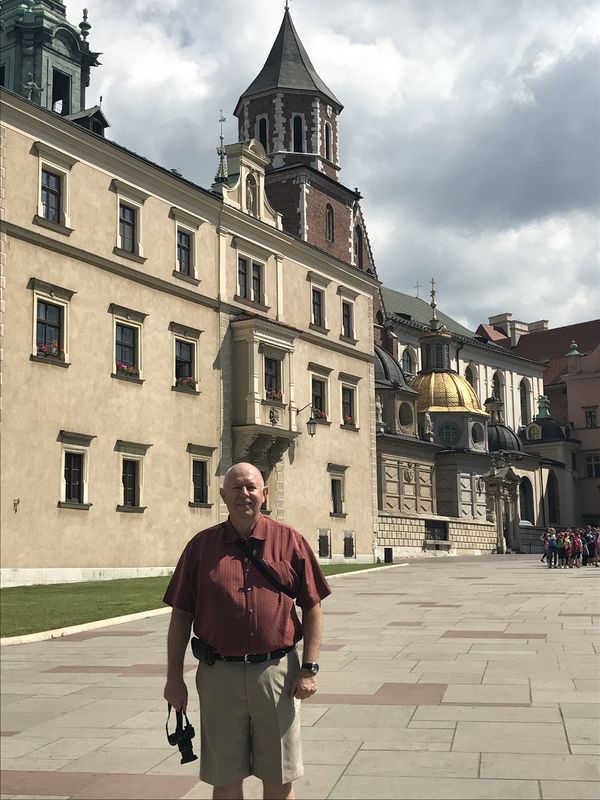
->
xmin=586 ymin=455 xmax=600 ymax=479
xmin=264 ymin=356 xmax=281 ymax=400
xmin=122 ymin=459 xmax=139 ymax=506
xmin=115 ymin=323 xmax=138 ymax=373
xmin=238 ymin=257 xmax=248 ymax=298
xmin=585 ymin=409 xmax=597 ymax=428
xmin=342 ymin=386 xmax=355 ymax=426
xmin=344 ymin=532 xmax=355 ymax=558
xmin=175 ymin=339 xmax=195 ymax=385
xmin=341 ymin=301 xmax=353 ymax=339
xmin=177 ymin=229 xmax=192 ymax=276
xmin=119 ymin=203 xmax=136 ymax=253
xmin=36 ymin=299 xmax=64 ymax=357
xmin=312 ymin=377 xmax=325 ymax=416
xmin=41 ymin=169 xmax=61 ymax=223
xmin=312 ymin=288 xmax=324 ymax=327
xmin=331 ymin=477 xmax=344 ymax=514
xmin=192 ymin=459 xmax=208 ymax=504
xmin=64 ymin=452 xmax=83 ymax=503
xmin=252 ymin=262 xmax=262 ymax=303
xmin=318 ymin=530 xmax=331 ymax=559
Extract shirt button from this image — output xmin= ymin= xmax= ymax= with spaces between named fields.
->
xmin=249 ymin=609 xmax=254 ymax=613
xmin=250 ymin=632 xmax=254 ymax=637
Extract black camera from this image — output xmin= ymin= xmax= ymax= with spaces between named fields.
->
xmin=166 ymin=704 xmax=198 ymax=765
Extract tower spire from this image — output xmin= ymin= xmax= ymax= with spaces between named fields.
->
xmin=214 ymin=110 xmax=228 ymax=184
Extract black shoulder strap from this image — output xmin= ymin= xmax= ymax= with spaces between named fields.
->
xmin=234 ymin=538 xmax=296 ymax=599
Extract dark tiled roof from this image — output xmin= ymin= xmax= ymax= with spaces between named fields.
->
xmin=488 ymin=424 xmax=524 ymax=453
xmin=374 ymin=344 xmax=418 ymax=394
xmin=514 ymin=320 xmax=600 ymax=386
xmin=236 ymin=10 xmax=342 ymax=110
xmin=381 ymin=286 xmax=475 ymax=337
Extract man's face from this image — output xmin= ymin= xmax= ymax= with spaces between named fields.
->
xmin=220 ymin=463 xmax=267 ymax=530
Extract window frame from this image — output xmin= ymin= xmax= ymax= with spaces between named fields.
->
xmin=312 ymin=286 xmax=325 ymax=328
xmin=57 ymin=430 xmax=95 ymax=510
xmin=325 ymin=203 xmax=334 ymax=242
xmin=29 ymin=278 xmax=74 ymax=366
xmin=170 ymin=322 xmax=202 ymax=393
xmin=341 ymin=300 xmax=354 ymax=340
xmin=256 ymin=115 xmax=269 ymax=152
xmin=292 ymin=114 xmax=305 ymax=152
xmin=169 ymin=207 xmax=202 ymax=284
xmin=343 ymin=530 xmax=356 ymax=559
xmin=110 ymin=179 xmax=149 ymax=262
xmin=586 ymin=454 xmax=600 ymax=479
xmin=307 ymin=271 xmax=331 ymax=333
xmin=236 ymin=252 xmax=266 ymax=307
xmin=109 ymin=304 xmax=146 ymax=382
xmin=339 ymin=372 xmax=361 ymax=429
xmin=328 ymin=463 xmax=348 ymax=517
xmin=115 ymin=439 xmax=151 ymax=513
xmin=324 ymin=122 xmax=333 ymax=162
xmin=33 ymin=142 xmax=77 ymax=234
xmin=318 ymin=529 xmax=331 ymax=559
xmin=584 ymin=408 xmax=598 ymax=429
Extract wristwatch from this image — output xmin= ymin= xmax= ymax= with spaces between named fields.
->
xmin=301 ymin=662 xmax=319 ymax=675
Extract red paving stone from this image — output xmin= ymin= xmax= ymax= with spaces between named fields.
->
xmin=307 ymin=682 xmax=447 ymax=706
xmin=0 ymin=769 xmax=198 ymax=799
xmin=442 ymin=630 xmax=547 ymax=640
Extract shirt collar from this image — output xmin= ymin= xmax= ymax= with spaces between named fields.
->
xmin=224 ymin=514 xmax=267 ymax=544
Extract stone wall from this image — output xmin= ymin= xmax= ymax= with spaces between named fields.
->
xmin=375 ymin=514 xmax=496 ymax=560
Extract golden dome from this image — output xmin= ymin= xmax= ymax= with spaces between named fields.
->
xmin=411 ymin=371 xmax=488 ymax=415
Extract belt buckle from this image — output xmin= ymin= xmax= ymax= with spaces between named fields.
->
xmin=243 ymin=654 xmax=251 ymax=663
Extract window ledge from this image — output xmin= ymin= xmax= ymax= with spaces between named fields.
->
xmin=57 ymin=502 xmax=92 ymax=510
xmin=261 ymin=398 xmax=286 ymax=407
xmin=339 ymin=334 xmax=358 ymax=345
xmin=188 ymin=502 xmax=213 ymax=509
xmin=172 ymin=269 xmax=200 ymax=286
xmin=330 ymin=512 xmax=347 ymax=518
xmin=116 ymin=505 xmax=147 ymax=513
xmin=171 ymin=385 xmax=200 ymax=395
xmin=312 ymin=417 xmax=331 ymax=426
xmin=33 ymin=215 xmax=74 ymax=236
xmin=234 ymin=295 xmax=271 ymax=313
xmin=111 ymin=372 xmax=144 ymax=384
xmin=30 ymin=354 xmax=70 ymax=368
xmin=310 ymin=323 xmax=330 ymax=335
xmin=113 ymin=246 xmax=147 ymax=264
xmin=340 ymin=424 xmax=359 ymax=432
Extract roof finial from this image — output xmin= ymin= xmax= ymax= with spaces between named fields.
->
xmin=430 ymin=277 xmax=437 ymax=320
xmin=285 ymin=0 xmax=290 ymax=10
xmin=79 ymin=8 xmax=91 ymax=41
xmin=214 ymin=110 xmax=228 ymax=184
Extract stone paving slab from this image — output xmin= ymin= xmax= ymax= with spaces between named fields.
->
xmin=1 ymin=554 xmax=599 ymax=799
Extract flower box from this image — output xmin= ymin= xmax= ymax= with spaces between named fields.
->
xmin=175 ymin=375 xmax=198 ymax=389
xmin=265 ymin=389 xmax=283 ymax=401
xmin=37 ymin=341 xmax=65 ymax=360
xmin=343 ymin=415 xmax=356 ymax=427
xmin=312 ymin=408 xmax=328 ymax=420
xmin=116 ymin=362 xmax=140 ymax=377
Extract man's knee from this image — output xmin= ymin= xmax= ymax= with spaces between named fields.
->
xmin=262 ymin=781 xmax=295 ymax=800
xmin=213 ymin=780 xmax=244 ymax=800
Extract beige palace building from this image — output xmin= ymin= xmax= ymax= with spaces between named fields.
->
xmin=0 ymin=72 xmax=380 ymax=584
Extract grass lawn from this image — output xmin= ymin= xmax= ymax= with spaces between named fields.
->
xmin=1 ymin=562 xmax=389 ymax=637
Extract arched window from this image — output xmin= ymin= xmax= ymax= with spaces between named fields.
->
xmin=520 ymin=379 xmax=530 ymax=425
xmin=293 ymin=115 xmax=303 ymax=152
xmin=424 ymin=344 xmax=432 ymax=370
xmin=492 ymin=371 xmax=504 ymax=404
xmin=258 ymin=117 xmax=268 ymax=152
xmin=354 ymin=226 xmax=364 ymax=268
xmin=519 ymin=477 xmax=534 ymax=523
xmin=435 ymin=343 xmax=444 ymax=369
xmin=325 ymin=204 xmax=334 ymax=242
xmin=547 ymin=471 xmax=560 ymax=525
xmin=401 ymin=349 xmax=413 ymax=375
xmin=465 ymin=366 xmax=474 ymax=386
xmin=324 ymin=122 xmax=332 ymax=161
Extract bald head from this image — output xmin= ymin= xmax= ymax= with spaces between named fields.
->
xmin=220 ymin=462 xmax=267 ymax=535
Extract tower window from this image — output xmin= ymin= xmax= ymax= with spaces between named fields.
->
xmin=52 ymin=69 xmax=71 ymax=115
xmin=258 ymin=117 xmax=268 ymax=151
xmin=354 ymin=226 xmax=364 ymax=268
xmin=325 ymin=204 xmax=334 ymax=242
xmin=293 ymin=115 xmax=304 ymax=152
xmin=401 ymin=349 xmax=414 ymax=375
xmin=324 ymin=122 xmax=332 ymax=161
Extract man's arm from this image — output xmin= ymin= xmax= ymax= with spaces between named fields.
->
xmin=163 ymin=607 xmax=193 ymax=710
xmin=292 ymin=602 xmax=322 ymax=700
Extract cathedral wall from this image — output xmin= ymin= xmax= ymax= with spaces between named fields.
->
xmin=304 ymin=186 xmax=352 ymax=262
xmin=376 ymin=515 xmax=496 ymax=560
xmin=265 ymin=177 xmax=302 ymax=238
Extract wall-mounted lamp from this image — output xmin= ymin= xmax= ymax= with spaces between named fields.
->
xmin=297 ymin=403 xmax=317 ymax=437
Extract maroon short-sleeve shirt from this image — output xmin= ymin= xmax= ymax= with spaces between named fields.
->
xmin=163 ymin=514 xmax=331 ymax=656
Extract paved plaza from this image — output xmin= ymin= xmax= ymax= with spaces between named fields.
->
xmin=1 ymin=554 xmax=599 ymax=799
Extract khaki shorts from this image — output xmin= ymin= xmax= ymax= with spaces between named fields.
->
xmin=195 ymin=648 xmax=303 ymax=787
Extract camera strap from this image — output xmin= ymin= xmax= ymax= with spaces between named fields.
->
xmin=234 ymin=537 xmax=296 ymax=599
xmin=165 ymin=703 xmax=189 ymax=741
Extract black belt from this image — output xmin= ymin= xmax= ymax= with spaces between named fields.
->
xmin=217 ymin=645 xmax=294 ymax=664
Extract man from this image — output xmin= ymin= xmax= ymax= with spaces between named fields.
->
xmin=163 ymin=462 xmax=331 ymax=800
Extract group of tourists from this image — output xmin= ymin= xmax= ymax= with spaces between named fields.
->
xmin=540 ymin=526 xmax=600 ymax=568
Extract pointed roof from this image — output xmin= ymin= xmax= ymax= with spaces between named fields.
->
xmin=234 ymin=9 xmax=342 ymax=115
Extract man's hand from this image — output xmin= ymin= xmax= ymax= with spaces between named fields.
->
xmin=291 ymin=671 xmax=318 ymax=700
xmin=164 ymin=677 xmax=188 ymax=711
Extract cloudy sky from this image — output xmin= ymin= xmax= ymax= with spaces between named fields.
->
xmin=70 ymin=0 xmax=598 ymax=332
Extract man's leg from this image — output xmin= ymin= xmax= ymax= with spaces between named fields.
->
xmin=262 ymin=781 xmax=295 ymax=800
xmin=213 ymin=781 xmax=243 ymax=800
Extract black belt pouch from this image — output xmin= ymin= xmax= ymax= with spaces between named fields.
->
xmin=191 ymin=637 xmax=217 ymax=666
